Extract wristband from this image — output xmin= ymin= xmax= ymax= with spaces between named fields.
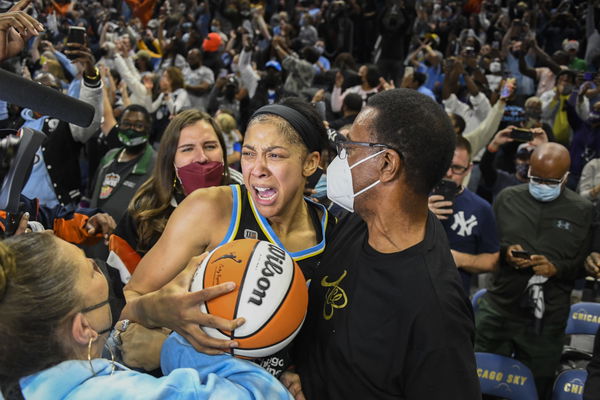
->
xmin=84 ymin=67 xmax=100 ymax=80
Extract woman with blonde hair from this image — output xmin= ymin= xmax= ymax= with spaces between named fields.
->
xmin=0 ymin=233 xmax=293 ymax=399
xmin=215 ymin=111 xmax=243 ymax=166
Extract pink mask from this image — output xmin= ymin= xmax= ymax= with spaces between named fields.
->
xmin=175 ymin=161 xmax=224 ymax=195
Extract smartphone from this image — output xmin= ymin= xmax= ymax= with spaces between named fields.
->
xmin=66 ymin=26 xmax=86 ymax=60
xmin=67 ymin=26 xmax=86 ymax=45
xmin=512 ymin=250 xmax=531 ymax=260
xmin=510 ymin=128 xmax=533 ymax=142
xmin=500 ymin=77 xmax=516 ymax=98
xmin=464 ymin=46 xmax=476 ymax=57
xmin=217 ymin=69 xmax=228 ymax=79
xmin=431 ymin=179 xmax=459 ymax=204
xmin=584 ymin=72 xmax=595 ymax=81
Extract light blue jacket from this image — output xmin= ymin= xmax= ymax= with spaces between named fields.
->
xmin=18 ymin=333 xmax=293 ymax=399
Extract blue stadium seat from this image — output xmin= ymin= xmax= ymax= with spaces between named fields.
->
xmin=566 ymin=302 xmax=600 ymax=335
xmin=475 ymin=352 xmax=538 ymax=400
xmin=552 ymin=369 xmax=588 ymax=400
xmin=471 ymin=288 xmax=487 ymax=313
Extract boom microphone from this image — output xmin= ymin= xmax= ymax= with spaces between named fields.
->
xmin=0 ymin=68 xmax=95 ymax=127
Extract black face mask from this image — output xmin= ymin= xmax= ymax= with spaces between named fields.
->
xmin=189 ymin=62 xmax=200 ymax=70
xmin=264 ymin=73 xmax=281 ymax=89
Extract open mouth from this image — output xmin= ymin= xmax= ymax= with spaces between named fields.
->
xmin=253 ymin=186 xmax=278 ymax=204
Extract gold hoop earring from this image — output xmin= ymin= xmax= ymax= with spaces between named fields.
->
xmin=87 ymin=336 xmax=96 ymax=376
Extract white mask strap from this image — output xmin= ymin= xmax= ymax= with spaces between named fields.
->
xmin=354 ymin=179 xmax=381 ymax=198
xmin=349 ymin=149 xmax=386 ymax=170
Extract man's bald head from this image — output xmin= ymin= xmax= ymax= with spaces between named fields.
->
xmin=529 ymin=143 xmax=570 ymax=180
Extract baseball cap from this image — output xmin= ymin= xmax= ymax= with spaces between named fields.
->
xmin=203 ymin=33 xmax=222 ymax=52
xmin=265 ymin=60 xmax=282 ymax=71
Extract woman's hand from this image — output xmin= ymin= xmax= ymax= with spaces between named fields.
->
xmin=0 ymin=0 xmax=44 ymax=61
xmin=127 ymin=253 xmax=246 ymax=354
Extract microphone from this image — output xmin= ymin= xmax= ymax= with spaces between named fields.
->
xmin=0 ymin=68 xmax=95 ymax=127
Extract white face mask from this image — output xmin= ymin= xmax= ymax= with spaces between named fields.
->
xmin=489 ymin=61 xmax=502 ymax=73
xmin=326 ymin=150 xmax=385 ymax=212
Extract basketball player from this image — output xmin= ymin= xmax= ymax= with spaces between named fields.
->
xmin=287 ymin=89 xmax=481 ymax=398
xmin=120 ymin=98 xmax=335 ymax=376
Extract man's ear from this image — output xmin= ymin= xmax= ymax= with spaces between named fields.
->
xmin=71 ymin=313 xmax=97 ymax=346
xmin=303 ymin=151 xmax=320 ymax=177
xmin=379 ymin=149 xmax=402 ymax=183
xmin=467 ymin=161 xmax=473 ymax=175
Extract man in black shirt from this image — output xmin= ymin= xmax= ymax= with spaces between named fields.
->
xmin=289 ymin=89 xmax=481 ymax=399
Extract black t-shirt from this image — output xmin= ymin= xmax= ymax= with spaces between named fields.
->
xmin=295 ymin=212 xmax=481 ymax=400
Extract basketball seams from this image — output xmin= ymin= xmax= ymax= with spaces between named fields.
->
xmin=228 ymin=239 xmax=262 ymax=339
xmin=232 ymin=315 xmax=305 ymax=357
xmin=201 ymin=248 xmax=216 ymax=315
xmin=232 ymin=253 xmax=296 ymax=340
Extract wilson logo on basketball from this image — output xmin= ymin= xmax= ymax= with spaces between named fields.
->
xmin=248 ymin=244 xmax=286 ymax=306
xmin=190 ymin=239 xmax=308 ymax=358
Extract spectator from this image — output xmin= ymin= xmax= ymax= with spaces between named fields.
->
xmin=201 ymin=32 xmax=224 ymax=77
xmin=0 ymin=233 xmax=294 ymax=400
xmin=330 ymin=64 xmax=379 ymax=113
xmin=20 ymin=47 xmax=102 ymax=208
xmin=249 ymin=60 xmax=294 ymax=113
xmin=329 ymin=92 xmax=362 ymax=131
xmin=272 ymin=36 xmax=319 ymax=96
xmin=401 ymin=70 xmax=436 ymax=101
xmin=214 ymin=112 xmax=242 ymax=167
xmin=565 ymin=85 xmax=600 ymax=189
xmin=476 ymin=143 xmax=593 ymax=398
xmin=89 ymin=104 xmax=155 ymax=225
xmin=478 ymin=127 xmax=544 ymax=201
xmin=429 ymin=136 xmax=500 ymax=293
xmin=182 ymin=48 xmax=214 ymax=112
xmin=442 ymin=57 xmax=491 ymax=135
xmin=150 ymin=66 xmax=191 ymax=144
xmin=540 ymin=69 xmax=587 ymax=146
xmin=563 ymin=39 xmax=587 ymax=72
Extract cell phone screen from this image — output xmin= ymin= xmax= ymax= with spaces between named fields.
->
xmin=512 ymin=250 xmax=531 ymax=260
xmin=67 ymin=26 xmax=86 ymax=45
xmin=510 ymin=128 xmax=533 ymax=142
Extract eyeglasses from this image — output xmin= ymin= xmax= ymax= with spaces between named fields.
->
xmin=119 ymin=121 xmax=146 ymax=131
xmin=335 ymin=139 xmax=401 ymax=160
xmin=81 ymin=298 xmax=112 ymax=335
xmin=448 ymin=164 xmax=469 ymax=175
xmin=527 ymin=173 xmax=566 ymax=186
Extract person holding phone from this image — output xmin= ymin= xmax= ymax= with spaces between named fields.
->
xmin=478 ymin=126 xmax=547 ymax=201
xmin=476 ymin=143 xmax=593 ymax=399
xmin=428 ymin=136 xmax=500 ymax=293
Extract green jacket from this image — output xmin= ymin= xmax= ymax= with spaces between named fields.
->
xmin=90 ymin=144 xmax=156 ymax=223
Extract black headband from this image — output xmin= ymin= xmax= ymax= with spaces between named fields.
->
xmin=250 ymin=104 xmax=321 ymax=153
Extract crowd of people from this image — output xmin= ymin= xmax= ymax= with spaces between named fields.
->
xmin=1 ymin=0 xmax=600 ymax=398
